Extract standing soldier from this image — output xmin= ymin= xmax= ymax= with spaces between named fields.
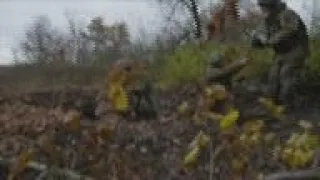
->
xmin=251 ymin=0 xmax=310 ymax=108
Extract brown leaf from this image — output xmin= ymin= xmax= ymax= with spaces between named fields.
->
xmin=63 ymin=110 xmax=81 ymax=132
xmin=96 ymin=122 xmax=114 ymax=140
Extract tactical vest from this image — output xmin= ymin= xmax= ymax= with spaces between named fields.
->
xmin=265 ymin=5 xmax=309 ymax=54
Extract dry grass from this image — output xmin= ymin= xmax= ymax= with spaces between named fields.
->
xmin=0 ymin=65 xmax=108 ymax=95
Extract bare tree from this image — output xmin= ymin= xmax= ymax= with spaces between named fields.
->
xmin=64 ymin=12 xmax=92 ymax=65
xmin=84 ymin=16 xmax=131 ymax=64
xmin=157 ymin=0 xmax=202 ymax=40
xmin=19 ymin=15 xmax=69 ymax=65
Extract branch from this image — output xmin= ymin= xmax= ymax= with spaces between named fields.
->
xmin=0 ymin=156 xmax=94 ymax=180
xmin=264 ymin=168 xmax=320 ymax=180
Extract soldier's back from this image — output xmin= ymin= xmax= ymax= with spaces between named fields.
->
xmin=267 ymin=4 xmax=309 ymax=54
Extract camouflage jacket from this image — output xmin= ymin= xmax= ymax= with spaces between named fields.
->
xmin=253 ymin=2 xmax=309 ymax=55
xmin=205 ymin=52 xmax=248 ymax=87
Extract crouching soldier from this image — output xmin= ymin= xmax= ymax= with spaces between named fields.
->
xmin=204 ymin=51 xmax=249 ymax=114
xmin=127 ymin=65 xmax=159 ymax=119
xmin=109 ymin=58 xmax=159 ymax=119
xmin=205 ymin=51 xmax=249 ymax=88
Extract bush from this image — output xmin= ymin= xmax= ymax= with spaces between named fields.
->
xmin=304 ymin=37 xmax=320 ymax=82
xmin=155 ymin=41 xmax=274 ymax=89
xmin=155 ymin=42 xmax=213 ymax=89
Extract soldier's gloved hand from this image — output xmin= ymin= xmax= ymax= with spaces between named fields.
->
xmin=239 ymin=57 xmax=249 ymax=65
xmin=251 ymin=35 xmax=268 ymax=48
xmin=250 ymin=30 xmax=269 ymax=48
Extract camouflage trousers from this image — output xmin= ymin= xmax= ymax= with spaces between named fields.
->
xmin=129 ymin=80 xmax=159 ymax=119
xmin=267 ymin=47 xmax=307 ymax=107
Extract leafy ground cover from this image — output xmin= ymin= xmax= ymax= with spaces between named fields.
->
xmin=0 ymin=82 xmax=319 ymax=180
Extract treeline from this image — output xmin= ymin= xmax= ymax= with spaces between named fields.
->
xmin=12 ymin=10 xmax=194 ymax=67
xmin=13 ymin=15 xmax=132 ymax=66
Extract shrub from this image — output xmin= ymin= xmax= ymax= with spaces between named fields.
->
xmin=155 ymin=41 xmax=274 ymax=89
xmin=304 ymin=37 xmax=320 ymax=82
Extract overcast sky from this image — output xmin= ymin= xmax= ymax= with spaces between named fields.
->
xmin=0 ymin=0 xmax=315 ymax=65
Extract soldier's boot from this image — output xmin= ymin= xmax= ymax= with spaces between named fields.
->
xmin=266 ymin=77 xmax=281 ymax=105
xmin=138 ymin=91 xmax=159 ymax=119
xmin=130 ymin=87 xmax=159 ymax=120
xmin=278 ymin=63 xmax=302 ymax=111
xmin=129 ymin=92 xmax=143 ymax=120
xmin=278 ymin=77 xmax=299 ymax=111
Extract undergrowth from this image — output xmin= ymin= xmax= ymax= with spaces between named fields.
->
xmin=155 ymin=35 xmax=320 ymax=90
xmin=2 ymin=15 xmax=320 ymax=180
xmin=155 ymin=41 xmax=274 ymax=89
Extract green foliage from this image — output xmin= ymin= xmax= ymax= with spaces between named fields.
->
xmin=238 ymin=47 xmax=273 ymax=79
xmin=304 ymin=37 xmax=320 ymax=81
xmin=155 ymin=41 xmax=274 ymax=89
xmin=156 ymin=42 xmax=212 ymax=89
xmin=178 ymin=83 xmax=320 ymax=178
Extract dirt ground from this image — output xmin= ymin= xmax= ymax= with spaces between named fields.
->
xmin=0 ymin=83 xmax=319 ymax=180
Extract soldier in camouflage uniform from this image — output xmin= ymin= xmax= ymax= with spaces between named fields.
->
xmin=205 ymin=51 xmax=248 ymax=88
xmin=122 ymin=60 xmax=159 ymax=119
xmin=251 ymin=0 xmax=310 ymax=107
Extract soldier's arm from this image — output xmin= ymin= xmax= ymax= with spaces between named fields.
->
xmin=206 ymin=67 xmax=224 ymax=81
xmin=268 ymin=10 xmax=300 ymax=45
xmin=251 ymin=22 xmax=268 ymax=48
xmin=206 ymin=59 xmax=248 ymax=81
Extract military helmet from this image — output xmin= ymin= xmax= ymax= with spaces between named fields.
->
xmin=209 ymin=51 xmax=224 ymax=68
xmin=257 ymin=0 xmax=281 ymax=6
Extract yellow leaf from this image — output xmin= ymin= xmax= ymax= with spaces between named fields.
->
xmin=109 ymin=84 xmax=129 ymax=112
xmin=282 ymin=132 xmax=320 ymax=169
xmin=8 ymin=149 xmax=34 ymax=180
xmin=220 ymin=108 xmax=240 ymax=130
xmin=293 ymin=149 xmax=311 ymax=167
xmin=302 ymin=133 xmax=319 ymax=149
xmin=189 ymin=131 xmax=210 ymax=149
xmin=258 ymin=97 xmax=285 ymax=119
xmin=106 ymin=62 xmax=131 ymax=113
xmin=183 ymin=131 xmax=210 ymax=170
xmin=197 ymin=131 xmax=210 ymax=148
xmin=183 ymin=146 xmax=201 ymax=170
xmin=114 ymin=87 xmax=129 ymax=112
xmin=177 ymin=101 xmax=189 ymax=114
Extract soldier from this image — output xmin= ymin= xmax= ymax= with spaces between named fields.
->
xmin=106 ymin=58 xmax=159 ymax=120
xmin=129 ymin=68 xmax=159 ymax=119
xmin=251 ymin=0 xmax=310 ymax=108
xmin=205 ymin=50 xmax=248 ymax=89
xmin=121 ymin=59 xmax=159 ymax=119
